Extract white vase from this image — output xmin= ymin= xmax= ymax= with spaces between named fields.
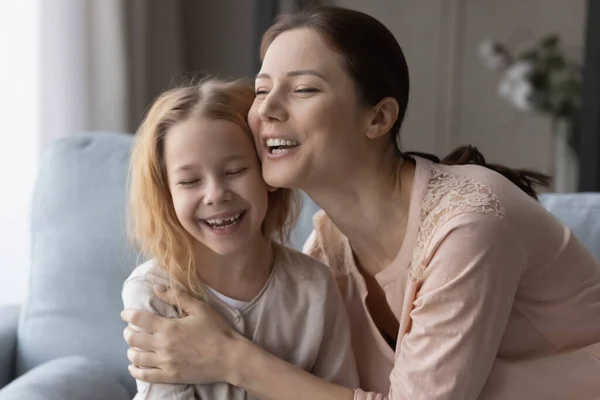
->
xmin=552 ymin=118 xmax=579 ymax=193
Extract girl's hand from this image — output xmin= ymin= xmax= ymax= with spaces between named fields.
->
xmin=121 ymin=286 xmax=245 ymax=385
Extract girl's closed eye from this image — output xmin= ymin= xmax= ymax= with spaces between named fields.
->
xmin=178 ymin=178 xmax=200 ymax=187
xmin=226 ymin=167 xmax=248 ymax=177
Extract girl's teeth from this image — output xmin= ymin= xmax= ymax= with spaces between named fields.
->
xmin=206 ymin=213 xmax=243 ymax=227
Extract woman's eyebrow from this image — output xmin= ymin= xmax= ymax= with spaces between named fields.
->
xmin=256 ymin=70 xmax=328 ymax=81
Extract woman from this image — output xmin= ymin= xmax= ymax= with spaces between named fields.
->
xmin=121 ymin=6 xmax=600 ymax=399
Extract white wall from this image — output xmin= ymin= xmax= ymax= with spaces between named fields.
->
xmin=333 ymin=0 xmax=586 ymax=178
xmin=183 ymin=0 xmax=257 ymax=79
xmin=0 ymin=2 xmax=41 ymax=306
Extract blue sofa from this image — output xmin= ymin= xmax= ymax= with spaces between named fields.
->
xmin=0 ymin=132 xmax=597 ymax=399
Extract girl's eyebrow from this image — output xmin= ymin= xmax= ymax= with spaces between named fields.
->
xmin=171 ymin=154 xmax=247 ymax=173
xmin=221 ymin=154 xmax=247 ymax=162
xmin=171 ymin=163 xmax=198 ymax=173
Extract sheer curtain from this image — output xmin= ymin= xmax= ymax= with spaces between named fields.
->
xmin=40 ymin=0 xmax=188 ymax=148
xmin=0 ymin=0 xmax=274 ymax=306
xmin=0 ymin=2 xmax=41 ymax=306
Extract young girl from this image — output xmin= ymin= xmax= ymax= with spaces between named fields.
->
xmin=122 ymin=78 xmax=358 ymax=399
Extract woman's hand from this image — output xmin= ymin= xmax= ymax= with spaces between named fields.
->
xmin=121 ymin=285 xmax=245 ymax=385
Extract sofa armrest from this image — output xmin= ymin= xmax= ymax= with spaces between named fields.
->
xmin=0 ymin=305 xmax=20 ymax=389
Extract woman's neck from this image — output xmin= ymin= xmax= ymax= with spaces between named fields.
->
xmin=305 ymin=154 xmax=415 ymax=277
xmin=195 ymin=234 xmax=274 ymax=302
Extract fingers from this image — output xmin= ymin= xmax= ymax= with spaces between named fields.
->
xmin=153 ymin=285 xmax=202 ymax=316
xmin=121 ymin=308 xmax=168 ymax=332
xmin=127 ymin=347 xmax=160 ymax=369
xmin=129 ymin=364 xmax=173 ymax=384
xmin=123 ymin=325 xmax=156 ymax=351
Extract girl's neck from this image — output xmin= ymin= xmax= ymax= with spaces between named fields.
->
xmin=305 ymin=154 xmax=415 ymax=277
xmin=195 ymin=234 xmax=274 ymax=302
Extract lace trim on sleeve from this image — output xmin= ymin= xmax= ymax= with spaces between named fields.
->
xmin=410 ymin=166 xmax=506 ymax=280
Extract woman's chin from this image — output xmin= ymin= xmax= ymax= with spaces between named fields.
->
xmin=263 ymin=167 xmax=302 ymax=189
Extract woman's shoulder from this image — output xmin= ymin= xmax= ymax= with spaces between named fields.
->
xmin=409 ymin=160 xmax=543 ymax=275
xmin=300 ymin=210 xmax=354 ymax=277
xmin=418 ymin=161 xmax=508 ymax=224
xmin=413 ymin=158 xmax=554 ymax=242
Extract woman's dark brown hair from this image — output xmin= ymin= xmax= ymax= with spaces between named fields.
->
xmin=260 ymin=6 xmax=550 ymax=199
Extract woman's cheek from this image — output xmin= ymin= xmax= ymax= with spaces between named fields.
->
xmin=247 ymin=106 xmax=261 ymax=137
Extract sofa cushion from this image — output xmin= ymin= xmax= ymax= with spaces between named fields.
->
xmin=290 ymin=192 xmax=320 ymax=250
xmin=540 ymin=193 xmax=600 ymax=260
xmin=17 ymin=133 xmax=138 ymax=395
xmin=0 ymin=305 xmax=19 ymax=389
xmin=0 ymin=356 xmax=130 ymax=400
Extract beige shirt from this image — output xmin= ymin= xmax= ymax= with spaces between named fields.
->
xmin=122 ymin=243 xmax=359 ymax=399
xmin=304 ymin=156 xmax=600 ymax=400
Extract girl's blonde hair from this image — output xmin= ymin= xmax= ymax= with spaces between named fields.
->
xmin=128 ymin=77 xmax=301 ymax=297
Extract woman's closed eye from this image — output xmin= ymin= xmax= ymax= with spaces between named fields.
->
xmin=294 ymin=87 xmax=318 ymax=94
xmin=255 ymin=88 xmax=269 ymax=97
xmin=255 ymin=87 xmax=318 ymax=97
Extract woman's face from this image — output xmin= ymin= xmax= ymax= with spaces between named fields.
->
xmin=249 ymin=28 xmax=372 ymax=190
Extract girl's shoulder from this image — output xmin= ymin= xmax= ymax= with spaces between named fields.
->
xmin=123 ymin=258 xmax=172 ymax=288
xmin=275 ymin=242 xmax=336 ymax=284
xmin=272 ymin=243 xmax=347 ymax=312
xmin=121 ymin=259 xmax=179 ymax=318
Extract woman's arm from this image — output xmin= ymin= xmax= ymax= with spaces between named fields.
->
xmin=122 ymin=276 xmax=197 ymax=399
xmin=233 ymin=337 xmax=354 ymax=400
xmin=351 ymin=214 xmax=526 ymax=400
xmin=308 ymin=271 xmax=359 ymax=388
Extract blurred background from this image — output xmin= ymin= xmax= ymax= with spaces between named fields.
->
xmin=1 ymin=0 xmax=598 ymax=306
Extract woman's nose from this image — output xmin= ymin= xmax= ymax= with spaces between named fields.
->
xmin=258 ymin=91 xmax=288 ymax=122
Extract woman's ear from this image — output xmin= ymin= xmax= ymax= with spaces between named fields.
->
xmin=365 ymin=97 xmax=399 ymax=140
xmin=267 ymin=185 xmax=278 ymax=192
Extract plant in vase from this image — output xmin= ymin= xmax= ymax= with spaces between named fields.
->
xmin=479 ymin=35 xmax=583 ymax=192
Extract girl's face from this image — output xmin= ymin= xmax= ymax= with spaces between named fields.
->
xmin=164 ymin=117 xmax=269 ymax=256
xmin=249 ymin=28 xmax=372 ymax=190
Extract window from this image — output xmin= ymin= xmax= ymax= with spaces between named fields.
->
xmin=0 ymin=1 xmax=41 ymax=306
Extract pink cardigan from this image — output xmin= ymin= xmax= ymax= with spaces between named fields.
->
xmin=304 ymin=157 xmax=600 ymax=400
